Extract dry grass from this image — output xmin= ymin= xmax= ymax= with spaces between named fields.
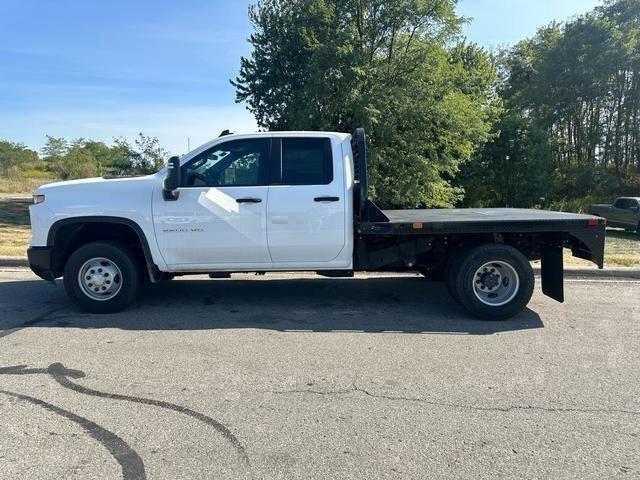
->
xmin=0 ymin=226 xmax=30 ymax=256
xmin=0 ymin=177 xmax=56 ymax=194
xmin=0 ymin=196 xmax=32 ymax=256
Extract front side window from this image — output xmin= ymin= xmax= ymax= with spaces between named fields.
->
xmin=182 ymin=139 xmax=270 ymax=187
xmin=281 ymin=138 xmax=333 ymax=185
xmin=614 ymin=199 xmax=634 ymax=210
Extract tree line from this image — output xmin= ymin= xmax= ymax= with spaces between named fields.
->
xmin=0 ymin=134 xmax=168 ymax=181
xmin=234 ymin=0 xmax=640 ymax=211
xmin=461 ymin=0 xmax=640 ymax=210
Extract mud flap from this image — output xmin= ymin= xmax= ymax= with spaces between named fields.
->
xmin=541 ymin=245 xmax=564 ymax=302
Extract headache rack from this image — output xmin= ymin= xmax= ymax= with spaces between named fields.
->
xmin=351 ymin=128 xmax=389 ymax=224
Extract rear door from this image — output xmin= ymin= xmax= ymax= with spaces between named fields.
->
xmin=267 ymin=136 xmax=346 ymax=263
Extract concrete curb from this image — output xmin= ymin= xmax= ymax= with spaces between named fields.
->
xmin=532 ymin=267 xmax=640 ymax=280
xmin=1 ymin=256 xmax=639 ymax=279
xmin=0 ymin=257 xmax=29 ymax=268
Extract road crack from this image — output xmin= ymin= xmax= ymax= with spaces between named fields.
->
xmin=270 ymin=379 xmax=640 ymax=417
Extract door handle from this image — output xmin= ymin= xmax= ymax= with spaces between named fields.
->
xmin=236 ymin=198 xmax=262 ymax=203
xmin=314 ymin=196 xmax=340 ymax=202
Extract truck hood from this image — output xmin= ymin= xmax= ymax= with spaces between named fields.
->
xmin=36 ymin=174 xmax=160 ymax=195
xmin=32 ymin=173 xmax=162 ymax=224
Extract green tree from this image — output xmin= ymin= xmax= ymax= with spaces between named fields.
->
xmin=233 ymin=0 xmax=499 ymax=208
xmin=460 ymin=116 xmax=553 ymax=208
xmin=53 ymin=146 xmax=101 ymax=180
xmin=41 ymin=134 xmax=167 ymax=180
xmin=113 ymin=133 xmax=168 ymax=174
xmin=0 ymin=141 xmax=39 ymax=176
xmin=41 ymin=136 xmax=69 ymax=159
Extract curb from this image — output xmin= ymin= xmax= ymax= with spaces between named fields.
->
xmin=0 ymin=257 xmax=29 ymax=268
xmin=1 ymin=256 xmax=639 ymax=279
xmin=533 ymin=267 xmax=640 ymax=280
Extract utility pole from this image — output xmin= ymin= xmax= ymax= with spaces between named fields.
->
xmin=187 ymin=137 xmax=191 ymax=152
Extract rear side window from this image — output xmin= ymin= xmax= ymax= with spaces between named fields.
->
xmin=281 ymin=138 xmax=333 ymax=185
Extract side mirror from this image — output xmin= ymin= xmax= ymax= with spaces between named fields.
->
xmin=163 ymin=156 xmax=181 ymax=201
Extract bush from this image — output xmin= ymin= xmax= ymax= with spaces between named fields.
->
xmin=546 ymin=195 xmax=612 ymax=214
xmin=20 ymin=169 xmax=56 ymax=179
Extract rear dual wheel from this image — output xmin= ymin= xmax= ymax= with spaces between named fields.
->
xmin=446 ymin=244 xmax=534 ymax=321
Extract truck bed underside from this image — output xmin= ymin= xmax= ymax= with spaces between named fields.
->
xmin=355 ymin=206 xmax=606 ymax=304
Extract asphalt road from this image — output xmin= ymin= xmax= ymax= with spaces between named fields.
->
xmin=0 ymin=269 xmax=638 ymax=480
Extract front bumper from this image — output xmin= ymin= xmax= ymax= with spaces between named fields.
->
xmin=27 ymin=246 xmax=55 ymax=281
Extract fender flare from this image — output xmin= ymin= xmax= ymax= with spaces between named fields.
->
xmin=47 ymin=216 xmax=162 ymax=282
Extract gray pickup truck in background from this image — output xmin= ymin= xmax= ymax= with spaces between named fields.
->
xmin=589 ymin=197 xmax=640 ymax=232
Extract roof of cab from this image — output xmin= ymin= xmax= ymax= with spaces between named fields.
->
xmin=182 ymin=131 xmax=351 ymax=162
xmin=220 ymin=131 xmax=350 ymax=140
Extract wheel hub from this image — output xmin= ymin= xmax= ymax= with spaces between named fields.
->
xmin=472 ymin=261 xmax=519 ymax=307
xmin=477 ymin=267 xmax=502 ymax=291
xmin=78 ymin=257 xmax=122 ymax=301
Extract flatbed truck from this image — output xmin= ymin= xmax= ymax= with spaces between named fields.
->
xmin=28 ymin=129 xmax=605 ymax=319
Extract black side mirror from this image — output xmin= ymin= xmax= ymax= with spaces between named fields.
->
xmin=163 ymin=156 xmax=181 ymax=201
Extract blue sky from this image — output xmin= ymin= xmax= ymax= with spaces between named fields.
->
xmin=0 ymin=0 xmax=602 ymax=155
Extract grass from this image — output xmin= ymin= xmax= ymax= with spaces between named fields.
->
xmin=0 ymin=196 xmax=32 ymax=256
xmin=0 ymin=177 xmax=55 ymax=194
xmin=0 ymin=226 xmax=31 ymax=256
xmin=0 ymin=195 xmax=638 ymax=266
xmin=564 ymin=229 xmax=640 ymax=268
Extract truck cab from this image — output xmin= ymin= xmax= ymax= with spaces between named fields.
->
xmin=157 ymin=132 xmax=353 ymax=270
xmin=589 ymin=197 xmax=640 ymax=232
xmin=28 ymin=129 xmax=606 ymax=320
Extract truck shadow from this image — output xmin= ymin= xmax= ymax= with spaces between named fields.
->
xmin=0 ymin=276 xmax=543 ymax=336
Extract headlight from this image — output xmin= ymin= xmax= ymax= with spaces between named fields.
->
xmin=33 ymin=194 xmax=45 ymax=204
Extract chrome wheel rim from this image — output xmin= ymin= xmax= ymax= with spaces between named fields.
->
xmin=77 ymin=257 xmax=123 ymax=301
xmin=472 ymin=261 xmax=519 ymax=307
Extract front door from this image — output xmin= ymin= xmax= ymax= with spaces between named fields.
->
xmin=611 ymin=198 xmax=637 ymax=228
xmin=619 ymin=199 xmax=639 ymax=228
xmin=267 ymin=137 xmax=346 ymax=263
xmin=153 ymin=138 xmax=273 ymax=267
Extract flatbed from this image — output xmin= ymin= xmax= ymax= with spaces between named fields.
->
xmin=360 ymin=208 xmax=605 ymax=235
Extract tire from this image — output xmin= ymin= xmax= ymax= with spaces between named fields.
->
xmin=452 ymin=244 xmax=534 ymax=321
xmin=63 ymin=241 xmax=142 ymax=314
xmin=444 ymin=247 xmax=472 ymax=303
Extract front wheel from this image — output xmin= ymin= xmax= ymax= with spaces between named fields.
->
xmin=63 ymin=241 xmax=142 ymax=314
xmin=452 ymin=244 xmax=534 ymax=321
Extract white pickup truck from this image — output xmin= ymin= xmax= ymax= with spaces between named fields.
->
xmin=28 ymin=129 xmax=605 ymax=320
